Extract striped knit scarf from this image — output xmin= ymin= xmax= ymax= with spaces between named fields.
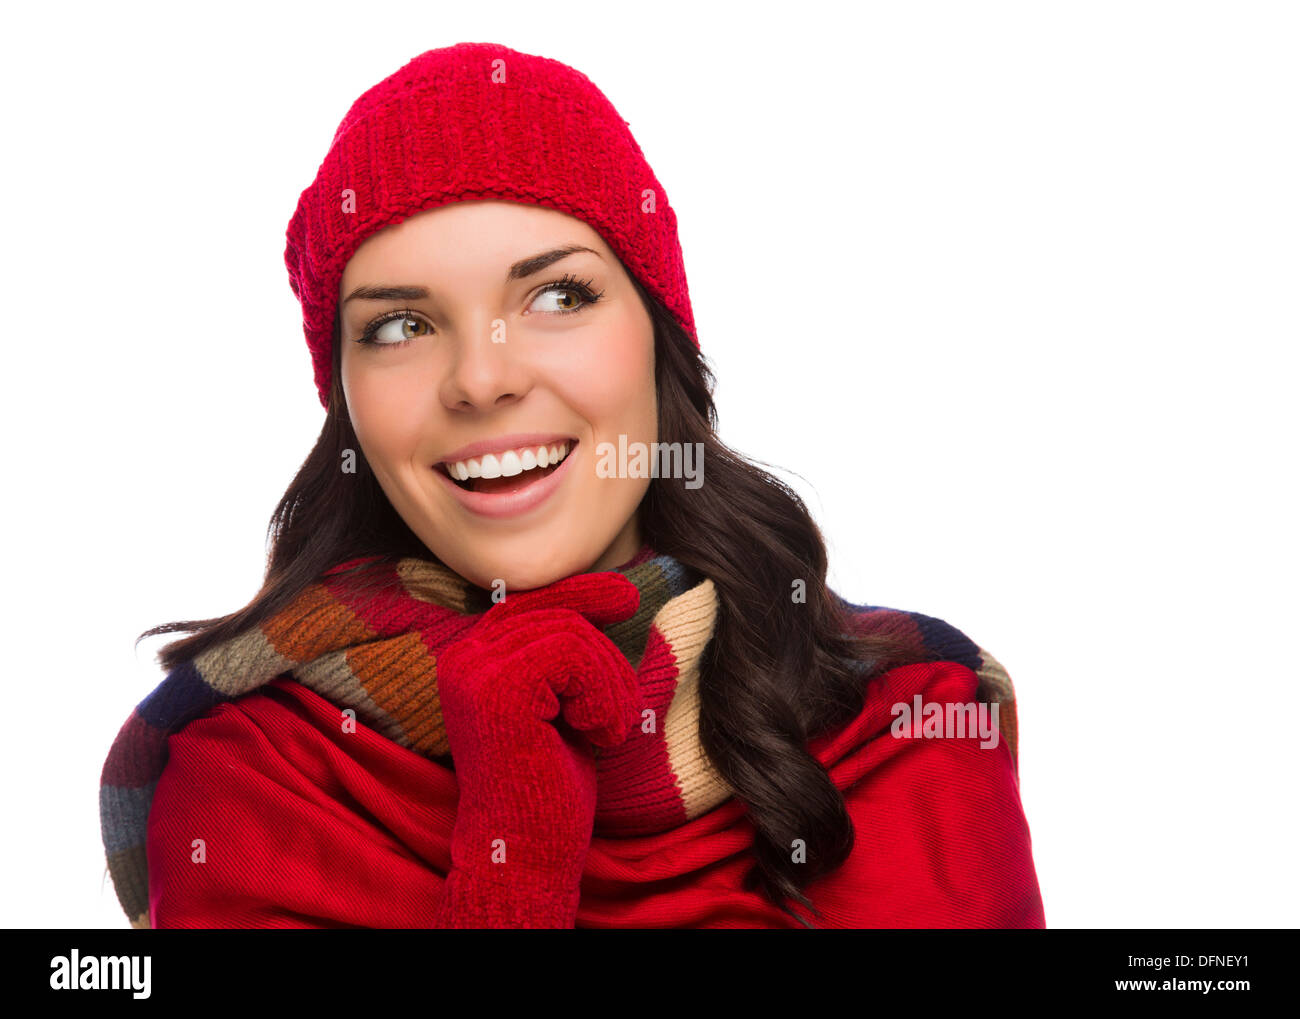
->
xmin=100 ymin=548 xmax=1020 ymax=928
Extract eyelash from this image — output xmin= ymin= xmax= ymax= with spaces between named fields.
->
xmin=353 ymin=273 xmax=606 ymax=349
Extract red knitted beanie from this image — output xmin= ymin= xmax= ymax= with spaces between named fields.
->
xmin=284 ymin=41 xmax=699 ymax=409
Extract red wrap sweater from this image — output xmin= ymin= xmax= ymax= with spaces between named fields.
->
xmin=144 ymin=658 xmax=1045 ymax=928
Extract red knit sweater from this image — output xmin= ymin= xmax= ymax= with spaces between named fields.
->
xmin=144 ymin=657 xmax=1045 ymax=928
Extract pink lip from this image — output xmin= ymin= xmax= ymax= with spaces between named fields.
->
xmin=435 ymin=432 xmax=578 ymax=466
xmin=434 ymin=439 xmax=579 ymax=519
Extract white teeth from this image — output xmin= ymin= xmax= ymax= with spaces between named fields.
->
xmin=443 ymin=441 xmax=571 ymax=481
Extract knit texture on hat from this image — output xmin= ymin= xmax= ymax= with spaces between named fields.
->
xmin=284 ymin=41 xmax=698 ymax=409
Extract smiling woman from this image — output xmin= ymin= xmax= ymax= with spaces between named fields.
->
xmin=99 ymin=41 xmax=1045 ymax=930
xmin=335 ymin=201 xmax=656 ymax=590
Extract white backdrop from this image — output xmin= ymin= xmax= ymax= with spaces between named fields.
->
xmin=2 ymin=0 xmax=1295 ymax=929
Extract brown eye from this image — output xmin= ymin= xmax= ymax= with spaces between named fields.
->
xmin=359 ymin=312 xmax=432 ymax=347
xmin=526 ymin=274 xmax=605 ymax=317
xmin=530 ymin=287 xmax=584 ymax=313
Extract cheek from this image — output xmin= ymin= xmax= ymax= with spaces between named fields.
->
xmin=343 ymin=360 xmax=423 ymax=467
xmin=555 ymin=322 xmax=655 ymax=431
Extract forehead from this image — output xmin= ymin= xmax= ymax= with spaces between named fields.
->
xmin=339 ymin=200 xmax=609 ymax=289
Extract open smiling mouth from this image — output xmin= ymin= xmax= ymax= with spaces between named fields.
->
xmin=439 ymin=439 xmax=577 ymax=496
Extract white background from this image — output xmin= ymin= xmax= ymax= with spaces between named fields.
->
xmin=2 ymin=0 xmax=1295 ymax=929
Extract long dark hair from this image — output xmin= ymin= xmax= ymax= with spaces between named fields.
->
xmin=139 ymin=267 xmax=924 ymax=927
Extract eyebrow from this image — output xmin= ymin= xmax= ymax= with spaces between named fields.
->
xmin=341 ymin=244 xmax=602 ymax=305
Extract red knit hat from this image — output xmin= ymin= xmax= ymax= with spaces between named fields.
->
xmin=284 ymin=41 xmax=699 ymax=409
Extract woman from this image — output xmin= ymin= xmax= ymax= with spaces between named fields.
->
xmin=100 ymin=41 xmax=1044 ymax=929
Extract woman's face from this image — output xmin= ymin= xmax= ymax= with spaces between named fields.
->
xmin=338 ymin=200 xmax=657 ymax=592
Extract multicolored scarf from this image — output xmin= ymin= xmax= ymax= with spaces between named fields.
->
xmin=100 ymin=548 xmax=1019 ymax=928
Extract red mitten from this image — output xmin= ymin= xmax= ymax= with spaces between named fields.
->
xmin=431 ymin=572 xmax=642 ymax=927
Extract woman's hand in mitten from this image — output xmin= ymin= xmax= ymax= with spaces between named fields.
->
xmin=434 ymin=571 xmax=643 ymax=882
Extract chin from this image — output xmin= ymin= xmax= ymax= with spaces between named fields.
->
xmin=441 ymin=545 xmax=588 ymax=595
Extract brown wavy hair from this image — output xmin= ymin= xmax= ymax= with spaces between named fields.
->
xmin=139 ymin=267 xmax=923 ymax=927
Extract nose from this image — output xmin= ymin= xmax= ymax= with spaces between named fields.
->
xmin=439 ymin=317 xmax=533 ymax=412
